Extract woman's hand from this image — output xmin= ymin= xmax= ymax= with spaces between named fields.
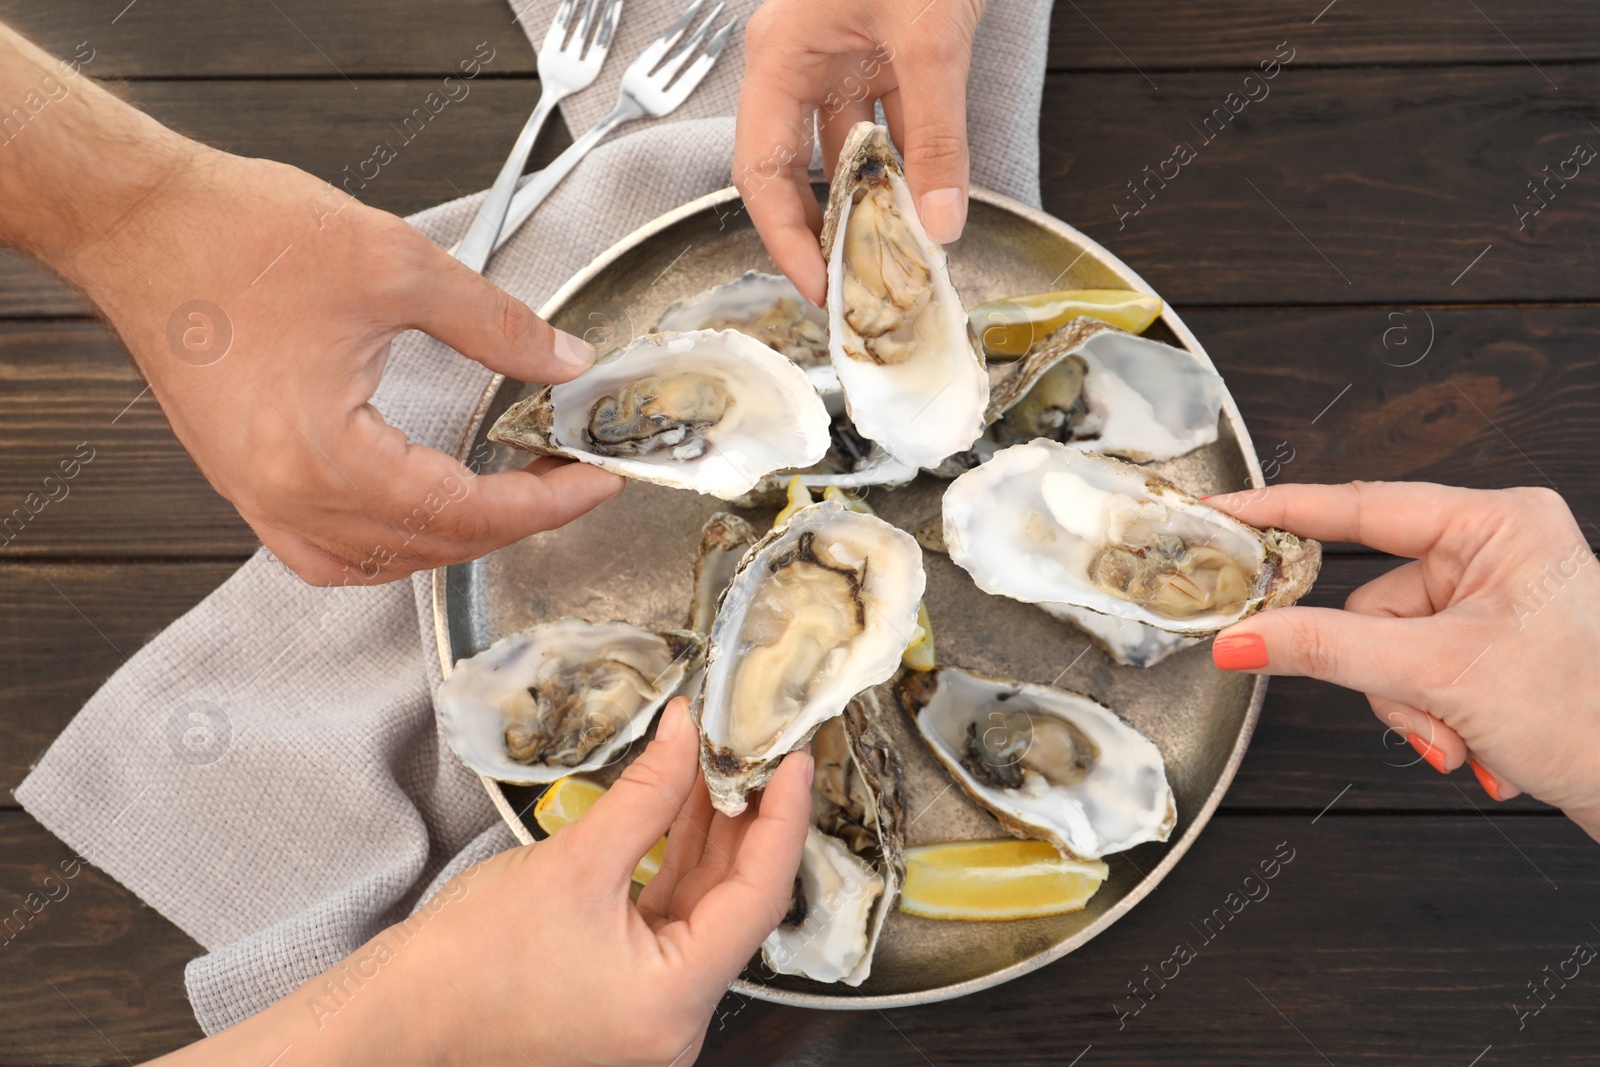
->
xmin=148 ymin=698 xmax=814 ymax=1066
xmin=0 ymin=23 xmax=622 ymax=586
xmin=733 ymin=0 xmax=987 ymax=305
xmin=1205 ymin=482 xmax=1600 ymax=839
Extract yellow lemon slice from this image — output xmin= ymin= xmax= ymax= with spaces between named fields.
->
xmin=898 ymin=839 xmax=1109 ymax=921
xmin=773 ymin=475 xmax=813 ymax=527
xmin=901 ymin=601 xmax=936 ymax=672
xmin=534 ymin=775 xmax=667 ymax=885
xmin=969 ymin=290 xmax=1163 ymax=359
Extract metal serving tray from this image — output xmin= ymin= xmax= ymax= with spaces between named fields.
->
xmin=431 ymin=185 xmax=1266 ymax=1009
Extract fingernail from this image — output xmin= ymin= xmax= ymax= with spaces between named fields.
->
xmin=656 ymin=700 xmax=686 ymax=743
xmin=802 ymin=751 xmax=815 ymax=788
xmin=553 ymin=330 xmax=597 ymax=371
xmin=919 ymin=187 xmax=967 ymax=244
xmin=1469 ymin=757 xmax=1505 ymax=801
xmin=1212 ymin=633 xmax=1268 ymax=671
xmin=1408 ymin=733 xmax=1447 ymax=774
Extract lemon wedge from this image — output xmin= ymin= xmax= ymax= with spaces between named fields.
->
xmin=534 ymin=775 xmax=667 ymax=885
xmin=902 ymin=601 xmax=936 ymax=671
xmin=968 ymin=290 xmax=1163 ymax=358
xmin=773 ymin=475 xmax=813 ymax=527
xmin=898 ymin=839 xmax=1109 ymax=921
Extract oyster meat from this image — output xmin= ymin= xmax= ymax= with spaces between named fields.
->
xmin=695 ymin=500 xmax=925 ymax=815
xmin=488 ymin=329 xmax=830 ymax=500
xmin=898 ymin=667 xmax=1176 ymax=858
xmin=943 ymin=441 xmax=1320 ymax=636
xmin=821 ymin=122 xmax=988 ymax=469
xmin=937 ymin=317 xmax=1228 ymax=475
xmin=439 ymin=619 xmax=704 ymax=785
xmin=762 ymin=693 xmax=905 ymax=986
xmin=655 ymin=271 xmax=837 ymax=398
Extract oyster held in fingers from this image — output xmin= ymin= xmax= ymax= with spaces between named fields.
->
xmin=487 ymin=329 xmax=831 ymax=500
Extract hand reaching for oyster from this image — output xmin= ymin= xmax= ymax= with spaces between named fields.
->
xmin=734 ymin=0 xmax=988 ymax=305
xmin=147 ymin=698 xmax=815 ymax=1067
xmin=1205 ymin=481 xmax=1600 ymax=842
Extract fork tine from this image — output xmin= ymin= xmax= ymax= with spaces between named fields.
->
xmin=631 ymin=0 xmax=706 ymax=72
xmin=593 ymin=0 xmax=625 ymax=52
xmin=656 ymin=16 xmax=737 ymax=104
xmin=542 ymin=0 xmax=579 ymax=46
xmin=654 ymin=1 xmax=726 ymax=82
xmin=575 ymin=0 xmax=604 ymax=50
xmin=702 ymin=16 xmax=737 ymax=60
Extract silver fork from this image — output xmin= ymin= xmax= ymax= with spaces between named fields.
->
xmin=454 ymin=0 xmax=625 ymax=272
xmin=490 ymin=0 xmax=738 ymax=254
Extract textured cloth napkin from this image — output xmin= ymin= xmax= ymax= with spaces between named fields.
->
xmin=16 ymin=0 xmax=1053 ymax=1035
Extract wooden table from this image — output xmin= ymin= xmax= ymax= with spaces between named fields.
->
xmin=3 ymin=2 xmax=1598 ymax=1063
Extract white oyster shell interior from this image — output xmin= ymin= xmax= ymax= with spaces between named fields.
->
xmin=439 ymin=619 xmax=696 ymax=785
xmin=761 ymin=826 xmax=884 ymax=986
xmin=543 ymin=329 xmax=831 ymax=500
xmin=913 ymin=667 xmax=1175 ymax=858
xmin=1040 ymin=601 xmax=1202 ymax=668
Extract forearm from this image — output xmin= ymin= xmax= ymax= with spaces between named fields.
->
xmin=0 ymin=22 xmax=200 ymax=297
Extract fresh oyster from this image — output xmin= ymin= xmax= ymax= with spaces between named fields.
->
xmin=820 ymin=122 xmax=988 ymax=469
xmin=897 ymin=667 xmax=1175 ymax=858
xmin=686 ymin=512 xmax=759 ymax=635
xmin=936 ymin=317 xmax=1228 ymax=476
xmin=733 ymin=414 xmax=919 ymax=507
xmin=439 ymin=619 xmax=704 ymax=785
xmin=913 ymin=508 xmax=1196 ymax=668
xmin=655 ymin=271 xmax=837 ymax=397
xmin=943 ymin=441 xmax=1320 ymax=636
xmin=762 ymin=692 xmax=905 ymax=985
xmin=694 ymin=500 xmax=925 ymax=815
xmin=487 ymin=329 xmax=830 ymax=500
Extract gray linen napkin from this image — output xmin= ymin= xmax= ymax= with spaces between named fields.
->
xmin=15 ymin=0 xmax=1053 ymax=1035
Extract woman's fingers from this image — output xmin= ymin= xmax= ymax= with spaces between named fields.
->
xmin=1213 ymin=605 xmax=1455 ymax=710
xmin=820 ymin=96 xmax=877 ymax=176
xmin=881 ymin=16 xmax=977 ymax=243
xmin=1344 ymin=559 xmax=1440 ymax=619
xmin=575 ymin=699 xmax=705 ymax=889
xmin=1371 ymin=695 xmax=1466 ymax=773
xmin=672 ymin=750 xmax=813 ymax=974
xmin=1465 ymin=753 xmax=1523 ymax=802
xmin=637 ymin=759 xmax=716 ymax=920
xmin=1204 ymin=481 xmax=1480 ymax=559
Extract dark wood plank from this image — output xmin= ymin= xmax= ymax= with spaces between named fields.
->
xmin=1047 ymin=1 xmax=1600 ymax=71
xmin=0 ymin=78 xmax=569 ymax=317
xmin=697 ymin=816 xmax=1600 ymax=1066
xmin=7 ymin=0 xmax=1600 ymax=79
xmin=0 ymin=813 xmax=203 ymax=1065
xmin=0 ymin=562 xmax=237 ymax=798
xmin=5 ymin=812 xmax=1592 ymax=1066
xmin=6 ymin=304 xmax=1593 ymax=558
xmin=0 ymin=322 xmax=257 ymax=558
xmin=1042 ymin=64 xmax=1600 ymax=306
xmin=0 ymin=0 xmax=535 ymax=78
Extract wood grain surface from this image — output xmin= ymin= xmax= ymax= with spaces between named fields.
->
xmin=1 ymin=1 xmax=1597 ymax=1063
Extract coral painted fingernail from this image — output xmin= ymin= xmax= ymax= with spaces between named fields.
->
xmin=1469 ymin=757 xmax=1505 ymax=802
xmin=920 ymin=187 xmax=967 ymax=244
xmin=1408 ymin=733 xmax=1447 ymax=773
xmin=1212 ymin=633 xmax=1268 ymax=670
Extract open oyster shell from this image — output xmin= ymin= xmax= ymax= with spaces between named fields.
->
xmin=439 ymin=619 xmax=704 ymax=785
xmin=943 ymin=441 xmax=1320 ymax=636
xmin=821 ymin=122 xmax=988 ymax=469
xmin=694 ymin=500 xmax=925 ymax=816
xmin=935 ymin=317 xmax=1228 ymax=476
xmin=654 ymin=271 xmax=839 ymax=399
xmin=897 ymin=666 xmax=1176 ymax=859
xmin=762 ymin=691 xmax=906 ymax=986
xmin=487 ymin=329 xmax=831 ymax=500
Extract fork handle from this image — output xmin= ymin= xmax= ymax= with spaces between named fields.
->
xmin=454 ymin=91 xmax=566 ymax=273
xmin=492 ymin=97 xmax=647 ymax=254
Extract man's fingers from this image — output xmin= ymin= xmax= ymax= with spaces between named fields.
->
xmin=674 ymin=750 xmax=813 ymax=975
xmin=575 ymin=699 xmax=703 ymax=887
xmin=1203 ymin=482 xmax=1485 ymax=559
xmin=391 ymin=231 xmax=596 ymax=383
xmin=1345 ymin=559 xmax=1439 ymax=619
xmin=1213 ymin=606 xmax=1453 ymax=709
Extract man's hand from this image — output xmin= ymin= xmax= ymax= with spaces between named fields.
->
xmin=0 ymin=24 xmax=623 ymax=585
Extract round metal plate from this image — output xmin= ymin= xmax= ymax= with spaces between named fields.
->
xmin=431 ymin=185 xmax=1267 ymax=1009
